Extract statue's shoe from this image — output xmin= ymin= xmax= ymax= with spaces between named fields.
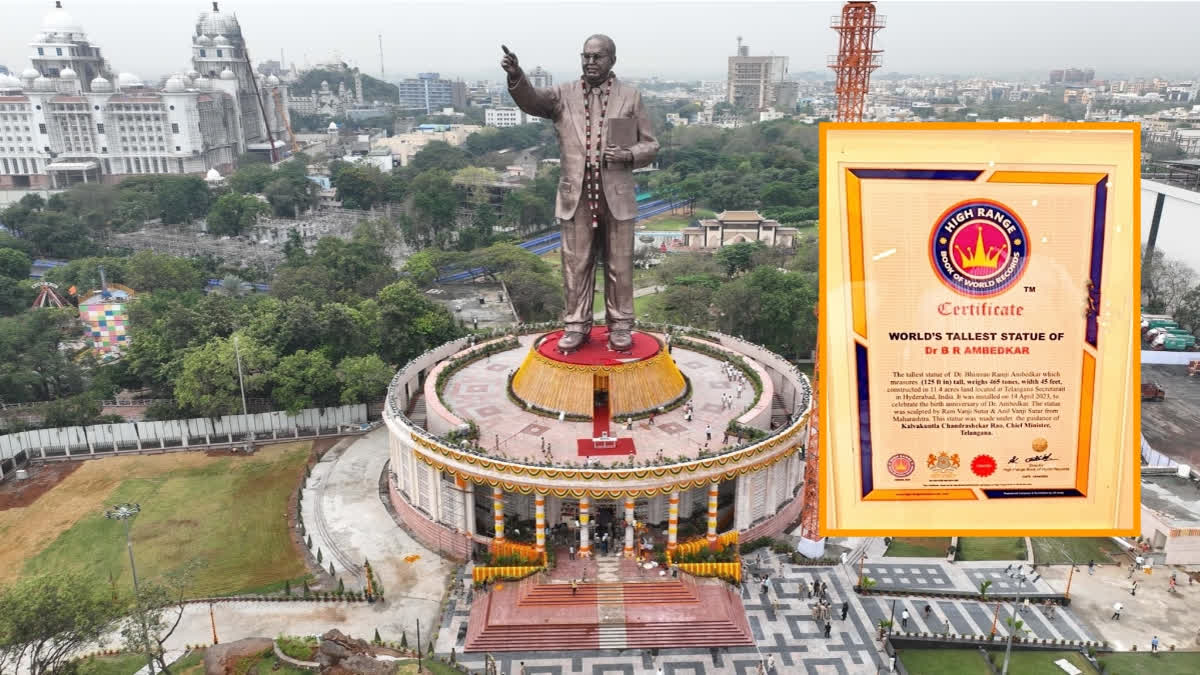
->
xmin=558 ymin=330 xmax=590 ymax=352
xmin=608 ymin=329 xmax=632 ymax=351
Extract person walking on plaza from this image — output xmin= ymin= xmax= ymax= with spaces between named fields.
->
xmin=1088 ymin=559 xmax=1095 ymax=575
xmin=705 ymin=424 xmax=712 ymax=442
xmin=901 ymin=609 xmax=909 ymax=630
xmin=923 ymin=603 xmax=932 ymax=621
xmin=1131 ymin=580 xmax=1138 ymax=596
xmin=571 ymin=579 xmax=578 ymax=595
xmin=1111 ymin=602 xmax=1123 ymax=620
xmin=1151 ymin=635 xmax=1159 ymax=652
xmin=824 ymin=620 xmax=832 ymax=638
xmin=842 ymin=602 xmax=850 ymax=621
xmin=569 ymin=545 xmax=575 ymax=560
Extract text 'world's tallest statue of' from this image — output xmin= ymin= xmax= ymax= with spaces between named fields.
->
xmin=501 ymin=36 xmax=659 ymax=353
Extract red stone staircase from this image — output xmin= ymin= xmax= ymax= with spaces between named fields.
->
xmin=464 ymin=574 xmax=753 ymax=652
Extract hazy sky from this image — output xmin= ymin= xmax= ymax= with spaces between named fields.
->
xmin=3 ymin=1 xmax=1198 ymax=84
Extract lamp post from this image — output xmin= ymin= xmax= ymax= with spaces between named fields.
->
xmin=1001 ymin=569 xmax=1026 ymax=675
xmin=105 ymin=503 xmax=155 ymax=675
xmin=858 ymin=555 xmax=866 ymax=587
xmin=233 ymin=334 xmax=253 ymax=450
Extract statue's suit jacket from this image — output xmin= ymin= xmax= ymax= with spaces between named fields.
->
xmin=508 ymin=73 xmax=659 ymax=221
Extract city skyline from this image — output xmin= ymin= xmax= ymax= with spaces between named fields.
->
xmin=3 ymin=1 xmax=1200 ymax=86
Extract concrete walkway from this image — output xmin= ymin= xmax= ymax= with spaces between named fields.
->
xmin=1041 ymin=562 xmax=1200 ymax=651
xmin=302 ymin=427 xmax=454 ymax=608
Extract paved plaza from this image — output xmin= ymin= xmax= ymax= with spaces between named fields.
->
xmin=436 ymin=551 xmax=1101 ymax=675
xmin=859 ymin=561 xmax=1055 ymax=595
xmin=444 ymin=334 xmax=756 ymax=466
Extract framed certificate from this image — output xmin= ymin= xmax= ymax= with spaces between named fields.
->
xmin=818 ymin=123 xmax=1140 ymax=536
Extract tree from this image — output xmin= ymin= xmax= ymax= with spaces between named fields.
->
xmin=123 ymin=251 xmax=205 ymax=293
xmin=715 ymin=241 xmax=766 ymax=277
xmin=979 ymin=579 xmax=992 ymax=599
xmin=0 ymin=572 xmax=123 ymax=675
xmin=0 ymin=247 xmax=31 ymax=279
xmin=228 ymin=162 xmax=275 ymax=195
xmin=1142 ymin=246 xmax=1197 ymax=314
xmin=0 ymin=276 xmax=37 ymax=317
xmin=206 ymin=193 xmax=267 ymax=236
xmin=410 ymin=170 xmax=459 ymax=246
xmin=174 ymin=333 xmax=277 ymax=417
xmin=119 ymin=562 xmax=203 ymax=675
xmin=1174 ymin=283 xmax=1200 ymax=336
xmin=409 ymin=140 xmax=470 ymax=173
xmin=333 ymin=164 xmax=389 ymax=210
xmin=375 ymin=281 xmax=462 ymax=366
xmin=0 ymin=308 xmax=88 ymax=403
xmin=272 ymin=349 xmax=339 ymax=414
xmin=336 ymin=355 xmax=394 ymax=404
xmin=400 ymin=251 xmax=439 ymax=287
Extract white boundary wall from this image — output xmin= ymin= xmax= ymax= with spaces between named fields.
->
xmin=0 ymin=403 xmax=368 ymax=479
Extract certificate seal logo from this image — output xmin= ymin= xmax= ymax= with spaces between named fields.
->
xmin=1032 ymin=438 xmax=1049 ymax=452
xmin=926 ymin=452 xmax=960 ymax=477
xmin=971 ymin=454 xmax=997 ymax=477
xmin=930 ymin=199 xmax=1029 ymax=298
xmin=887 ymin=453 xmax=916 ymax=478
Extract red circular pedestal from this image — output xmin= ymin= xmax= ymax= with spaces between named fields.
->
xmin=538 ymin=326 xmax=660 ymax=365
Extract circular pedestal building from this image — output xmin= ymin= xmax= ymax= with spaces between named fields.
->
xmin=383 ymin=324 xmax=812 ymax=561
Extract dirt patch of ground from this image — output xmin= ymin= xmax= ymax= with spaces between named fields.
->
xmin=0 ymin=462 xmax=82 ymax=510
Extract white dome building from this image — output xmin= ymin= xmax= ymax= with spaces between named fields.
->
xmin=218 ymin=68 xmax=236 ymax=81
xmin=164 ymin=75 xmax=186 ymax=93
xmin=59 ymin=67 xmax=77 ymax=80
xmin=0 ymin=75 xmax=22 ymax=91
xmin=42 ymin=2 xmax=84 ymax=37
xmin=21 ymin=67 xmax=40 ymax=81
xmin=33 ymin=76 xmax=54 ymax=91
xmin=193 ymin=76 xmax=212 ymax=90
xmin=196 ymin=6 xmax=240 ymax=37
xmin=213 ymin=35 xmax=231 ymax=47
xmin=266 ymin=74 xmax=280 ymax=86
xmin=90 ymin=76 xmax=112 ymax=92
xmin=117 ymin=72 xmax=144 ymax=88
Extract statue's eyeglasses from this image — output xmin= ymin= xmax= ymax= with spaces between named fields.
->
xmin=580 ymin=53 xmax=609 ymax=62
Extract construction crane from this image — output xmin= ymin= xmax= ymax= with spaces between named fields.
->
xmin=273 ymin=88 xmax=299 ymax=154
xmin=829 ymin=1 xmax=886 ymax=122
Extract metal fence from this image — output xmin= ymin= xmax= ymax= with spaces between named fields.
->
xmin=0 ymin=403 xmax=368 ymax=480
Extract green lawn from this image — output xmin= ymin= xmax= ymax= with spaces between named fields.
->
xmin=885 ymin=537 xmax=952 ymax=557
xmin=956 ymin=537 xmax=1027 ymax=561
xmin=897 ymin=648 xmax=988 ymax=674
xmin=593 ymin=289 xmax=661 ymax=316
xmin=1031 ymin=537 xmax=1124 ymax=564
xmin=898 ymin=649 xmax=1094 ymax=675
xmin=169 ymin=651 xmax=205 ymax=675
xmin=74 ymin=653 xmax=148 ymax=675
xmin=637 ymin=208 xmax=716 ymax=231
xmin=17 ymin=443 xmax=312 ymax=599
xmin=1098 ymin=651 xmax=1200 ymax=675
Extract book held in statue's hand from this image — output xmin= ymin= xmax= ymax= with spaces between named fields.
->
xmin=606 ymin=118 xmax=636 ymax=149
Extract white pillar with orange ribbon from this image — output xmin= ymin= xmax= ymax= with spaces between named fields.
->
xmin=624 ymin=498 xmax=635 ymax=558
xmin=492 ymin=486 xmax=505 ymax=541
xmin=579 ymin=496 xmax=591 ymax=557
xmin=535 ymin=493 xmax=546 ymax=557
xmin=707 ymin=481 xmax=719 ymax=545
xmin=668 ymin=489 xmax=680 ymax=552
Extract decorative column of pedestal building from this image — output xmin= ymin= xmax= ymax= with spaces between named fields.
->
xmin=707 ymin=481 xmax=719 ymax=545
xmin=535 ymin=493 xmax=546 ymax=556
xmin=624 ymin=497 xmax=635 ymax=558
xmin=456 ymin=476 xmax=469 ymax=533
xmin=667 ymin=489 xmax=680 ymax=552
xmin=579 ymin=496 xmax=591 ymax=557
xmin=493 ymin=486 xmax=505 ymax=541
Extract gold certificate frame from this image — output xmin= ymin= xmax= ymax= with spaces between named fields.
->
xmin=818 ymin=122 xmax=1139 ymax=536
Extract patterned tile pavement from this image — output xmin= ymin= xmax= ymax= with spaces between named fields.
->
xmin=435 ymin=555 xmax=1099 ymax=674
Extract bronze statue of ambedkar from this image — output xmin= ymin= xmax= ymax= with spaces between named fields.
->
xmin=501 ymin=36 xmax=659 ymax=352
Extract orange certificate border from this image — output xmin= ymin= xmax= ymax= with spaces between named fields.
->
xmin=818 ymin=122 xmax=1141 ymax=537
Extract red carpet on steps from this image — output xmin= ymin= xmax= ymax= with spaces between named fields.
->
xmin=577 ymin=438 xmax=636 ymax=456
xmin=593 ymin=403 xmax=610 ymax=437
xmin=463 ymin=576 xmax=753 ymax=652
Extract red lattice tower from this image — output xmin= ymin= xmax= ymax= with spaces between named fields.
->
xmin=798 ymin=341 xmax=821 ymax=541
xmin=829 ymin=1 xmax=885 ymax=122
